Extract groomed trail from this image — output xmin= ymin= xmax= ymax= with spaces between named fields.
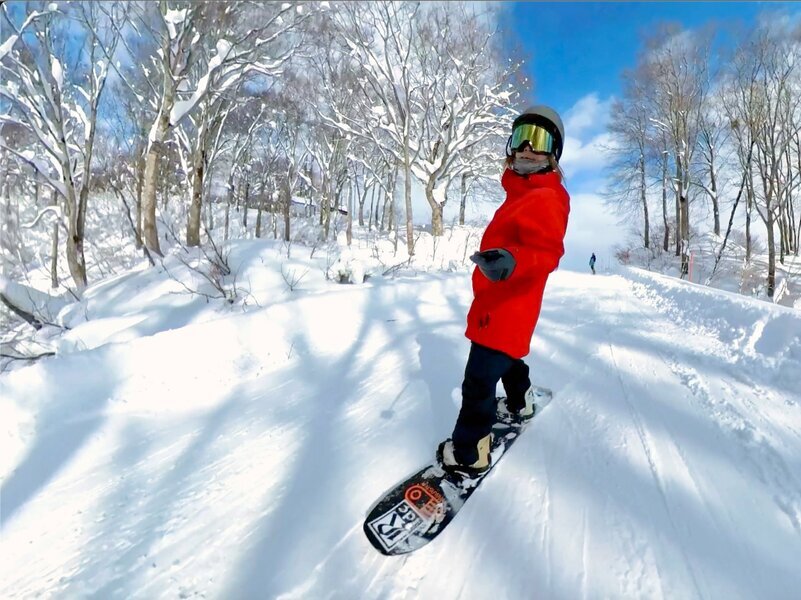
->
xmin=2 ymin=265 xmax=800 ymax=599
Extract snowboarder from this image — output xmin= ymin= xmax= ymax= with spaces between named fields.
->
xmin=590 ymin=252 xmax=596 ymax=275
xmin=438 ymin=105 xmax=571 ymax=474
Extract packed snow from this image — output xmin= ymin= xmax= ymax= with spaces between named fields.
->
xmin=1 ymin=231 xmax=800 ymax=599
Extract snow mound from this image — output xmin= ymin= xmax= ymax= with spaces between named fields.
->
xmin=626 ymin=267 xmax=801 ymax=377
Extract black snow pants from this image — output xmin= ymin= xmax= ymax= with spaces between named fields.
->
xmin=451 ymin=342 xmax=531 ymax=464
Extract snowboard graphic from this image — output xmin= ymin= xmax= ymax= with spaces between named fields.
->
xmin=363 ymin=387 xmax=553 ymax=555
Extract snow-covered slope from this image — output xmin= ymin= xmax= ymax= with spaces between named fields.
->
xmin=2 ymin=244 xmax=800 ymax=599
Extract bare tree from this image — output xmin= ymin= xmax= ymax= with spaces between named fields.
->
xmin=746 ymin=25 xmax=801 ymax=296
xmin=218 ymin=100 xmax=271 ymax=240
xmin=0 ymin=2 xmax=128 ymax=290
xmin=607 ymin=68 xmax=654 ymax=250
xmin=411 ymin=3 xmax=518 ymax=235
xmin=136 ymin=1 xmax=306 ymax=255
xmin=175 ymin=76 xmax=247 ymax=247
xmin=326 ymin=1 xmax=424 ymax=257
xmin=694 ymin=92 xmax=732 ymax=237
xmin=790 ymin=125 xmax=801 ymax=256
xmin=264 ymin=81 xmax=311 ymax=244
xmin=645 ymin=24 xmax=713 ymax=276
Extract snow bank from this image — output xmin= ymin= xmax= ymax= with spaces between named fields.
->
xmin=626 ymin=267 xmax=801 ymax=382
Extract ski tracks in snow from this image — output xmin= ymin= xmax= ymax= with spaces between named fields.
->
xmin=667 ymin=360 xmax=801 ymax=535
xmin=548 ymin=272 xmax=800 ymax=600
xmin=617 ymin=277 xmax=801 ymax=598
xmin=625 ymin=280 xmax=801 ymax=539
xmin=596 ymin=297 xmax=705 ymax=599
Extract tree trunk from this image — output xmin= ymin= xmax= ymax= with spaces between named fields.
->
xmin=58 ymin=153 xmax=88 ymax=290
xmin=426 ymin=179 xmax=445 ymax=237
xmin=256 ymin=181 xmax=264 ymax=239
xmin=403 ymin=152 xmax=414 ymax=256
xmin=709 ymin=159 xmax=720 ymax=236
xmin=346 ymin=181 xmax=353 ymax=246
xmin=357 ymin=176 xmax=367 ymax=227
xmin=674 ymin=161 xmax=681 ymax=258
xmin=367 ymin=183 xmax=376 ymax=232
xmin=0 ymin=160 xmax=15 ymax=259
xmin=141 ymin=20 xmax=176 ymax=256
xmin=677 ymin=159 xmax=690 ymax=276
xmin=75 ymin=182 xmax=90 ymax=288
xmin=64 ymin=199 xmax=87 ymax=289
xmin=141 ymin=141 xmax=165 ymax=256
xmin=242 ymin=179 xmax=250 ymax=229
xmin=779 ymin=203 xmax=788 ymax=265
xmin=746 ymin=172 xmax=753 ymax=262
xmin=65 ymin=226 xmax=86 ymax=288
xmin=135 ymin=148 xmax=145 ymax=249
xmin=51 ymin=104 xmax=88 ymax=290
xmin=794 ymin=132 xmax=801 ymax=256
xmin=708 ymin=168 xmax=747 ymax=283
xmin=206 ymin=173 xmax=214 ymax=233
xmin=425 ymin=177 xmax=446 ymax=237
xmin=680 ymin=193 xmax=690 ymax=276
xmin=283 ymin=182 xmax=291 ymax=242
xmin=459 ymin=173 xmax=468 ymax=226
xmin=381 ymin=178 xmax=390 ymax=232
xmin=224 ymin=169 xmax=235 ymax=241
xmin=640 ymin=153 xmax=649 ymax=249
xmin=386 ymin=165 xmax=398 ymax=233
xmin=187 ymin=147 xmax=205 ymax=247
xmin=796 ymin=212 xmax=801 ymax=257
xmin=321 ymin=171 xmax=332 ymax=239
xmin=45 ymin=188 xmax=58 ymax=288
xmin=662 ymin=153 xmax=669 ymax=252
xmin=783 ymin=195 xmax=795 ymax=256
xmin=766 ymin=211 xmax=776 ymax=297
xmin=161 ymin=157 xmax=170 ymax=211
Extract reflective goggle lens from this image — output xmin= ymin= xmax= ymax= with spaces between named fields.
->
xmin=510 ymin=123 xmax=555 ymax=153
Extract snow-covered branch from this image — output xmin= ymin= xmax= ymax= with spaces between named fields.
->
xmin=0 ymin=4 xmax=54 ymax=61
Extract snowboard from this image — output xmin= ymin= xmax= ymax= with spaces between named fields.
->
xmin=363 ymin=386 xmax=553 ymax=556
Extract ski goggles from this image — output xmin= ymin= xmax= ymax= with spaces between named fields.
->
xmin=510 ymin=122 xmax=557 ymax=154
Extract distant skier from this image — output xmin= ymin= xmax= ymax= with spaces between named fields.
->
xmin=439 ymin=105 xmax=571 ymax=473
xmin=590 ymin=252 xmax=596 ymax=274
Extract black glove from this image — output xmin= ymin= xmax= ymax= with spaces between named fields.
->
xmin=470 ymin=248 xmax=516 ymax=281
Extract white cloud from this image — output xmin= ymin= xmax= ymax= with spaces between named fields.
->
xmin=560 ymin=131 xmax=619 ymax=180
xmin=557 ymin=93 xmax=619 ymax=182
xmin=563 ymin=93 xmax=614 ymax=138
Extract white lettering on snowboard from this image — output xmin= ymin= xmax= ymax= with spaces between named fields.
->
xmin=366 ymin=500 xmax=424 ymax=552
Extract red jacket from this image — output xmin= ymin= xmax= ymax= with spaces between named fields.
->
xmin=465 ymin=168 xmax=570 ymax=359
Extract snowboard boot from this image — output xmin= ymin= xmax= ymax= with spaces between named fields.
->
xmin=437 ymin=434 xmax=492 ymax=475
xmin=500 ymin=386 xmax=538 ymax=422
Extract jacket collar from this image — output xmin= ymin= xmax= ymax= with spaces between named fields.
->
xmin=501 ymin=168 xmax=563 ymax=196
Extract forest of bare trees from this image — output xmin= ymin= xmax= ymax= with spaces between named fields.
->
xmin=606 ymin=16 xmax=801 ymax=299
xmin=1 ymin=1 xmax=524 ymax=293
xmin=6 ymin=2 xmax=798 ymax=303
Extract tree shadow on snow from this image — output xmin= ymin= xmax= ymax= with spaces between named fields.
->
xmin=1 ymin=353 xmax=117 ymax=527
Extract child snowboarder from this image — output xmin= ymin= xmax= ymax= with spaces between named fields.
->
xmin=438 ymin=105 xmax=571 ymax=473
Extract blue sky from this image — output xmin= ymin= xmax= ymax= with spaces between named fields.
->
xmin=500 ymin=2 xmax=801 ymax=118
